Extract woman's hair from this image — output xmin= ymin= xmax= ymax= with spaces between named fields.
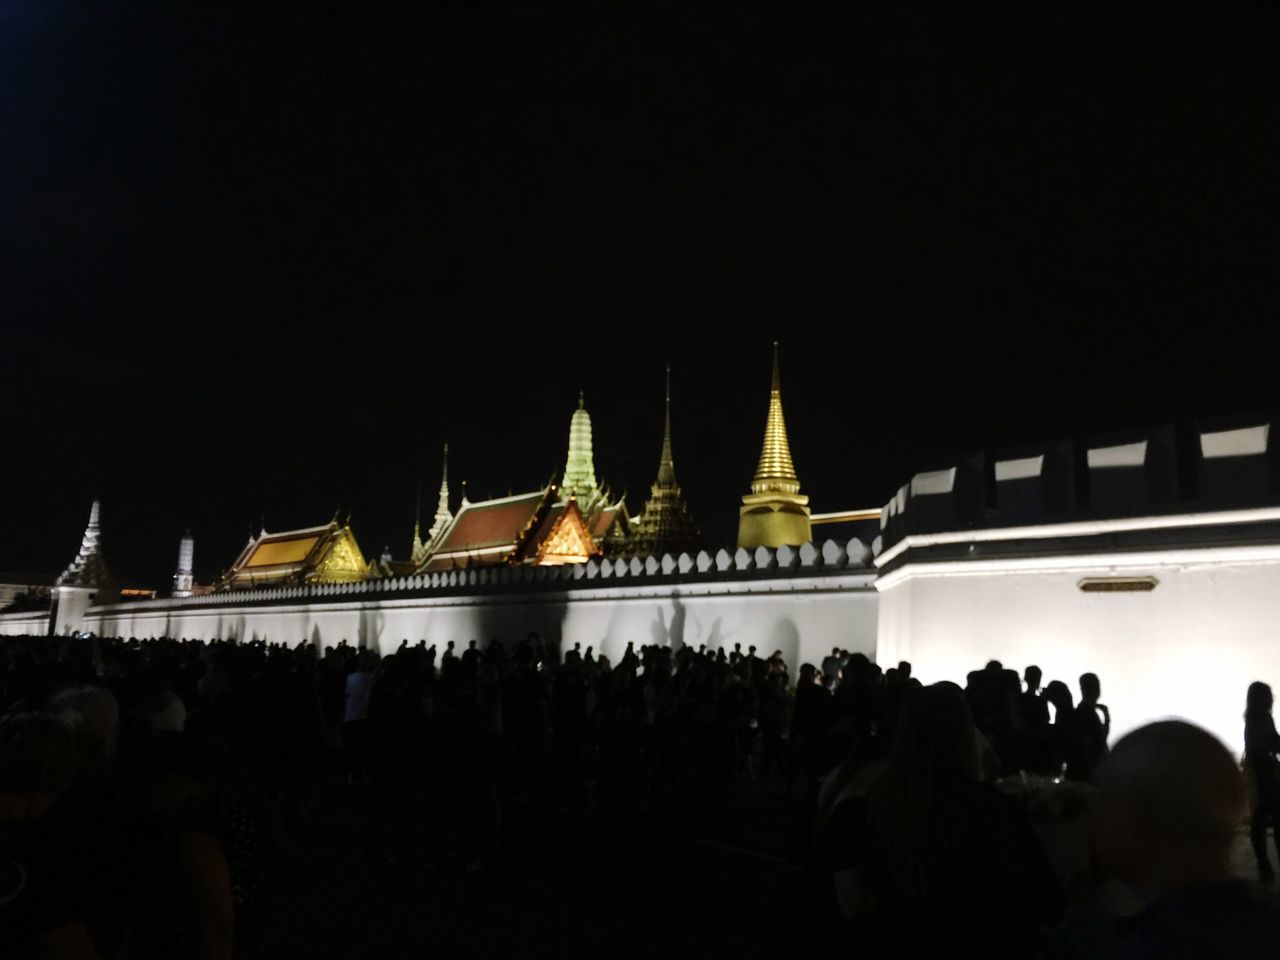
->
xmin=867 ymin=684 xmax=980 ymax=904
xmin=1245 ymin=681 xmax=1274 ymax=721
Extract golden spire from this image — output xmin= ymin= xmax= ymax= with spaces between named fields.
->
xmin=750 ymin=342 xmax=800 ymax=496
xmin=656 ymin=364 xmax=676 ymax=487
xmin=736 ymin=343 xmax=810 ymax=550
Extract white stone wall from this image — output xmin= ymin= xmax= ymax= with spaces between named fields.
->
xmin=74 ymin=573 xmax=878 ymax=672
xmin=876 ymin=550 xmax=1280 ymax=758
xmin=0 ymin=541 xmax=880 ymax=675
xmin=0 ymin=608 xmax=52 ymax=635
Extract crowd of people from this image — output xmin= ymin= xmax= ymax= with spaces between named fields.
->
xmin=0 ymin=630 xmax=1278 ymax=957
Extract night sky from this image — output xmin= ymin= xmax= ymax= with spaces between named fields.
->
xmin=2 ymin=4 xmax=1277 ymax=586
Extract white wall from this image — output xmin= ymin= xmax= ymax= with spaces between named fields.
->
xmin=73 ymin=573 xmax=879 ymax=675
xmin=876 ymin=553 xmax=1280 ymax=758
xmin=0 ymin=609 xmax=51 ymax=636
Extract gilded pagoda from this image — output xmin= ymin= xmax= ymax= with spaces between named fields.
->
xmin=628 ymin=368 xmax=702 ymax=557
xmin=737 ymin=344 xmax=812 ymax=548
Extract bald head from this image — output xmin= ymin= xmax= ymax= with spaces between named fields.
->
xmin=1093 ymin=721 xmax=1245 ymax=896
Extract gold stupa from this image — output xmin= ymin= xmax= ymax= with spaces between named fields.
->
xmin=737 ymin=343 xmax=812 ymax=548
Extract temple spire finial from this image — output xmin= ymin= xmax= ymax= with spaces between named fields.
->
xmin=415 ymin=442 xmax=453 ymax=566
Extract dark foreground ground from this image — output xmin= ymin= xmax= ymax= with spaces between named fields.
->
xmin=261 ymin=777 xmax=1267 ymax=959
xmin=263 ymin=780 xmax=806 ymax=958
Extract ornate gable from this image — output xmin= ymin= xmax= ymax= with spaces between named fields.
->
xmin=536 ymin=499 xmax=600 ymax=565
xmin=313 ymin=527 xmax=370 ymax=583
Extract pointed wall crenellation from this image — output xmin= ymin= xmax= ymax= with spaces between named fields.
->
xmin=66 ymin=538 xmax=875 ymax=626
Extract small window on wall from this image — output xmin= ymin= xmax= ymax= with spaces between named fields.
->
xmin=1077 ymin=576 xmax=1158 ymax=593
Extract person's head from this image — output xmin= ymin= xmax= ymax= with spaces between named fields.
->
xmin=48 ymin=684 xmax=120 ymax=773
xmin=1092 ymin=721 xmax=1245 ymax=899
xmin=1080 ymin=672 xmax=1101 ymax=704
xmin=0 ymin=713 xmax=77 ymax=822
xmin=897 ymin=660 xmax=912 ymax=680
xmin=1043 ymin=680 xmax=1074 ymax=716
xmin=798 ymin=663 xmax=818 ymax=685
xmin=1024 ymin=665 xmax=1042 ymax=692
xmin=879 ymin=684 xmax=980 ymax=787
xmin=198 ymin=647 xmax=245 ymax=700
xmin=1246 ymin=681 xmax=1274 ymax=719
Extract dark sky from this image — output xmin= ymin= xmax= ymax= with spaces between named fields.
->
xmin=2 ymin=3 xmax=1277 ymax=585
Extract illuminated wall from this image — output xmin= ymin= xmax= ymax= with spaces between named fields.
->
xmin=876 ymin=544 xmax=1280 ymax=759
xmin=0 ymin=541 xmax=880 ymax=673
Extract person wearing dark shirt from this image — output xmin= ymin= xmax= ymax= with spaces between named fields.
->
xmin=1019 ymin=666 xmax=1052 ymax=773
xmin=0 ymin=712 xmax=102 ymax=960
xmin=1072 ymin=672 xmax=1110 ymax=780
xmin=128 ymin=734 xmax=276 ymax=960
xmin=826 ymin=684 xmax=1064 ymax=957
xmin=1088 ymin=720 xmax=1280 ymax=959
xmin=1244 ymin=681 xmax=1280 ymax=884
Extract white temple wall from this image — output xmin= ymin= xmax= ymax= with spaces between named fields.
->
xmin=73 ymin=574 xmax=879 ymax=673
xmin=0 ymin=609 xmax=53 ymax=636
xmin=875 ymin=553 xmax=1280 ymax=758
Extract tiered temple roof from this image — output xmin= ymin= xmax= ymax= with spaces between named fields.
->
xmin=629 ymin=368 xmax=701 ymax=557
xmin=420 ymin=489 xmax=551 ymax=571
xmin=220 ymin=520 xmax=370 ymax=590
xmin=417 ymin=394 xmax=631 ymax=570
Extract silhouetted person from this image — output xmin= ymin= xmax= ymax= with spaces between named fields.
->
xmin=1019 ymin=666 xmax=1051 ymax=773
xmin=1088 ymin=720 xmax=1280 ymax=958
xmin=129 ymin=734 xmax=277 ymax=959
xmin=1074 ymin=672 xmax=1110 ymax=780
xmin=830 ymin=684 xmax=1063 ymax=957
xmin=340 ymin=648 xmax=377 ymax=785
xmin=0 ymin=712 xmax=103 ymax=959
xmin=1043 ymin=680 xmax=1079 ymax=778
xmin=822 ymin=647 xmax=843 ymax=689
xmin=1244 ymin=681 xmax=1280 ymax=884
